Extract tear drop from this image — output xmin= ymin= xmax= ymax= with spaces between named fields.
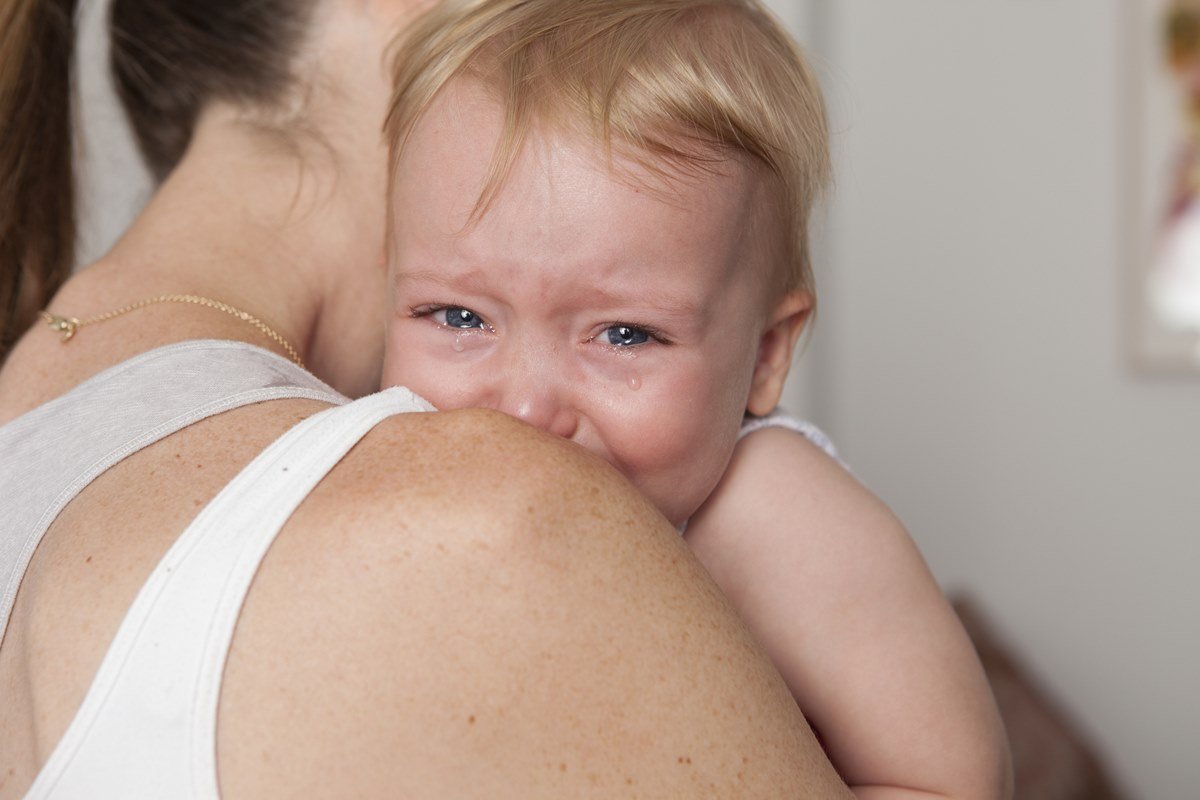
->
xmin=627 ymin=372 xmax=642 ymax=391
xmin=452 ymin=333 xmax=466 ymax=353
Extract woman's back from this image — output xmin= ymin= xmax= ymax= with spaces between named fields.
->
xmin=0 ymin=337 xmax=366 ymax=796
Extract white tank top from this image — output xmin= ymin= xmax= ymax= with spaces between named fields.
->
xmin=0 ymin=341 xmax=433 ymax=799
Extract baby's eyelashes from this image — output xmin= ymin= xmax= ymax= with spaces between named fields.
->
xmin=590 ymin=322 xmax=672 ymax=349
xmin=412 ymin=304 xmax=494 ymax=333
xmin=438 ymin=306 xmax=487 ymax=330
xmin=410 ymin=304 xmax=673 ymax=351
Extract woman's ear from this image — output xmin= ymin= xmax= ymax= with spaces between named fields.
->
xmin=746 ymin=290 xmax=812 ymax=416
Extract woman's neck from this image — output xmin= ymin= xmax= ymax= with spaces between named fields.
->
xmin=99 ymin=117 xmax=389 ymax=396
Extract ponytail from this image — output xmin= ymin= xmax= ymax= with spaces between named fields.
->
xmin=0 ymin=0 xmax=77 ymax=362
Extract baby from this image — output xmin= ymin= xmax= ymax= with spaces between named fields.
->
xmin=381 ymin=1 xmax=1010 ymax=797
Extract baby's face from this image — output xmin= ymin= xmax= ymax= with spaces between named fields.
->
xmin=385 ymin=84 xmax=783 ymax=524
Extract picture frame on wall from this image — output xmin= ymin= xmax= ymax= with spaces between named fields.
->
xmin=1129 ymin=0 xmax=1200 ymax=373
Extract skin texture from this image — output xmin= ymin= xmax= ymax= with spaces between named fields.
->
xmin=382 ymin=82 xmax=1012 ymax=799
xmin=0 ymin=1 xmax=852 ymax=797
xmin=384 ymin=81 xmax=811 ymax=526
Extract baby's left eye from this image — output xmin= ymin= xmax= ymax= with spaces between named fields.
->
xmin=605 ymin=325 xmax=650 ymax=347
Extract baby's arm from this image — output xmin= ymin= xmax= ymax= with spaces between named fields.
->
xmin=685 ymin=427 xmax=1012 ymax=800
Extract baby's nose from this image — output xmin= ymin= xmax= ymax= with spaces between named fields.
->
xmin=502 ymin=388 xmax=578 ymax=439
xmin=496 ymin=358 xmax=578 ymax=439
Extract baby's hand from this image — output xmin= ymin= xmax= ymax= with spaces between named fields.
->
xmin=685 ymin=427 xmax=1012 ymax=800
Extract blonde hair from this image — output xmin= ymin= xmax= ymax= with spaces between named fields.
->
xmin=384 ymin=0 xmax=830 ymax=297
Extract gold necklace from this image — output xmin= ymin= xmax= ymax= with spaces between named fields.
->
xmin=40 ymin=294 xmax=305 ymax=368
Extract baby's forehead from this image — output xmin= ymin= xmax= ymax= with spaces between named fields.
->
xmin=588 ymin=136 xmax=788 ymax=293
xmin=396 ymin=84 xmax=787 ymax=304
xmin=531 ymin=128 xmax=783 ymax=275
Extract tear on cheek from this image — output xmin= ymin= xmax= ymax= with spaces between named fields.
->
xmin=444 ymin=329 xmax=489 ymax=354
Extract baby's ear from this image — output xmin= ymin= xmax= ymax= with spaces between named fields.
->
xmin=746 ymin=290 xmax=812 ymax=416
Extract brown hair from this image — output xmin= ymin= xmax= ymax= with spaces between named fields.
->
xmin=0 ymin=0 xmax=77 ymax=361
xmin=386 ymin=0 xmax=830 ymax=299
xmin=109 ymin=1 xmax=319 ymax=181
xmin=0 ymin=0 xmax=318 ymax=363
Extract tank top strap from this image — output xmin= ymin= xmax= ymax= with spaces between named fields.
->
xmin=23 ymin=386 xmax=434 ymax=800
xmin=0 ymin=340 xmax=343 ymax=645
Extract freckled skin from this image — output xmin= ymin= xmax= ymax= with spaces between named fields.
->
xmin=384 ymin=80 xmax=780 ymax=526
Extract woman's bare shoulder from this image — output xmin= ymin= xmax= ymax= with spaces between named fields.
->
xmin=310 ymin=406 xmax=654 ymax=544
xmin=221 ymin=407 xmax=852 ymax=799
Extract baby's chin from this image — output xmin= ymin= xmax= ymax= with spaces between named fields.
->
xmin=640 ymin=463 xmax=735 ymax=532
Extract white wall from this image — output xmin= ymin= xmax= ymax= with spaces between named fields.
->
xmin=778 ymin=2 xmax=1200 ymax=797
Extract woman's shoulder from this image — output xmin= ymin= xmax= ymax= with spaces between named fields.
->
xmin=253 ymin=401 xmax=659 ymax=638
xmin=299 ymin=404 xmax=634 ymax=550
xmin=217 ymin=406 xmax=770 ymax=798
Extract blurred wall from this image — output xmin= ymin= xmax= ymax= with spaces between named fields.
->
xmin=74 ymin=0 xmax=152 ymax=268
xmin=778 ymin=2 xmax=1200 ymax=798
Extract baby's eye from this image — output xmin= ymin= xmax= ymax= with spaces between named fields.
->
xmin=605 ymin=325 xmax=650 ymax=347
xmin=438 ymin=306 xmax=486 ymax=329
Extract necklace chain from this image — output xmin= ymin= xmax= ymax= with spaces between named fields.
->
xmin=40 ymin=294 xmax=305 ymax=368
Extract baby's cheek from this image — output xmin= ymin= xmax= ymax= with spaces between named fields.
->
xmin=644 ymin=379 xmax=746 ymax=520
xmin=601 ymin=389 xmax=706 ymax=508
xmin=399 ymin=366 xmax=464 ymax=411
xmin=378 ymin=340 xmax=408 ymax=392
xmin=389 ymin=323 xmax=499 ymax=401
xmin=381 ymin=344 xmax=446 ymax=404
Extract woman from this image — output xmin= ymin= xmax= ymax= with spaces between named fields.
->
xmin=0 ymin=0 xmax=850 ymax=797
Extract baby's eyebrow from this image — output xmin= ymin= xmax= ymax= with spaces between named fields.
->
xmin=397 ymin=268 xmax=477 ymax=287
xmin=395 ymin=268 xmax=493 ymax=298
xmin=580 ymin=284 xmax=706 ymax=320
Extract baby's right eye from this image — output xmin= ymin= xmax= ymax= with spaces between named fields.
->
xmin=420 ymin=307 xmax=489 ymax=331
xmin=604 ymin=325 xmax=650 ymax=347
xmin=433 ymin=306 xmax=487 ymax=330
